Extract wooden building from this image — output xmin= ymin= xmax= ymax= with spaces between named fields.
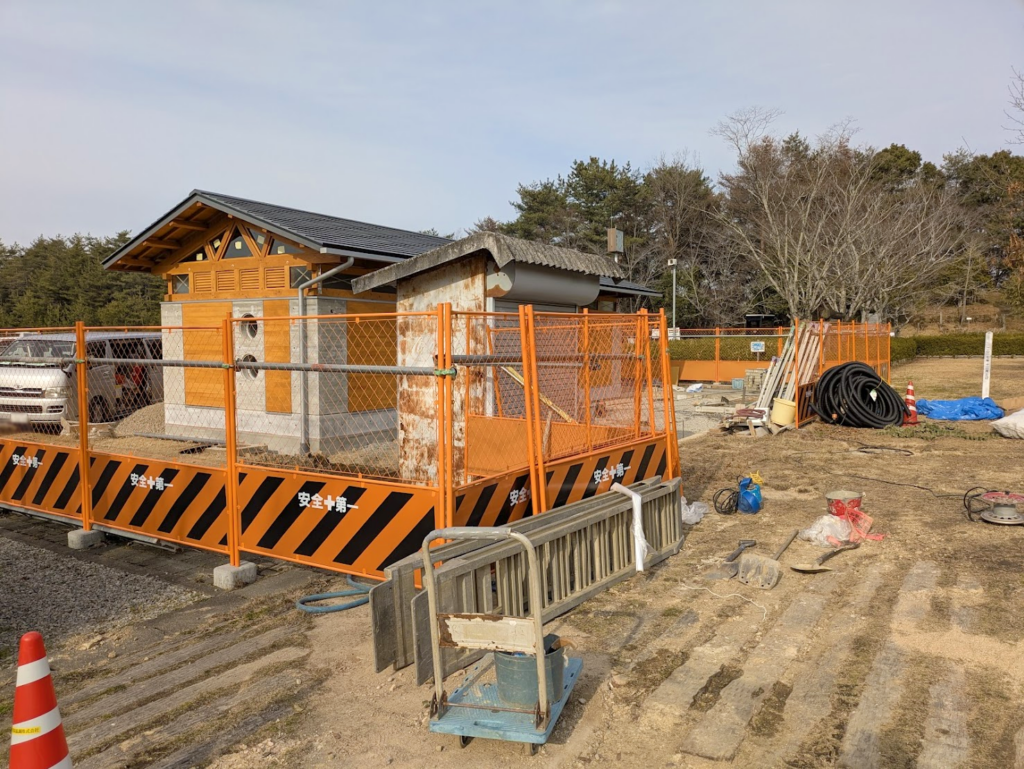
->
xmin=104 ymin=190 xmax=657 ymax=454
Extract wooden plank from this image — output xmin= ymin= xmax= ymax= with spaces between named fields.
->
xmin=170 ymin=219 xmax=207 ymax=232
xmin=145 ymin=238 xmax=181 ymax=250
xmin=263 ymin=300 xmax=292 ymax=414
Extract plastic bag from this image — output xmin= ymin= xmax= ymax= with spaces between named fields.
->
xmin=686 ymin=383 xmax=704 ymax=393
xmin=680 ymin=497 xmax=708 ymax=525
xmin=799 ymin=514 xmax=853 ymax=548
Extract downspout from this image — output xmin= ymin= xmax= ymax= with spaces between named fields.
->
xmin=298 ymin=257 xmax=354 ymax=454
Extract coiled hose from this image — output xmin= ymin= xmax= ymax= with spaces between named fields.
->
xmin=812 ymin=362 xmax=907 ymax=429
xmin=296 ymin=575 xmax=372 ymax=613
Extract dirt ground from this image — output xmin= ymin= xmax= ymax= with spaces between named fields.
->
xmin=2 ymin=357 xmax=1024 ymax=768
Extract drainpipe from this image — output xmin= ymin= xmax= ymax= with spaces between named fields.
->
xmin=298 ymin=258 xmax=354 ymax=454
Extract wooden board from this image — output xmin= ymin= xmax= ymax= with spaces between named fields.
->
xmin=263 ymin=300 xmax=292 ymax=414
xmin=182 ymin=302 xmax=230 ymax=407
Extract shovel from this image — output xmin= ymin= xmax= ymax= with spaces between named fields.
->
xmin=737 ymin=529 xmax=799 ymax=589
xmin=791 ymin=541 xmax=860 ymax=573
xmin=705 ymin=540 xmax=757 ymax=580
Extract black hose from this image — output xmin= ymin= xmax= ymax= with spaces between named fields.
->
xmin=811 ymin=362 xmax=907 ymax=429
xmin=713 ymin=487 xmax=739 ymax=514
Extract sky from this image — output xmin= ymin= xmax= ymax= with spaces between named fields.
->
xmin=1 ymin=0 xmax=1023 ymax=246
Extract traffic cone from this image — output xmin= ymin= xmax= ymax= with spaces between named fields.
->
xmin=9 ymin=632 xmax=72 ymax=769
xmin=903 ymin=381 xmax=919 ymax=426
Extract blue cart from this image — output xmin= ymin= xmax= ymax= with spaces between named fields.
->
xmin=420 ymin=527 xmax=583 ymax=755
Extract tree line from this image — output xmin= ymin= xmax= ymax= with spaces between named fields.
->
xmin=1 ymin=70 xmax=1022 ymax=330
xmin=475 ymin=110 xmax=1024 ymax=327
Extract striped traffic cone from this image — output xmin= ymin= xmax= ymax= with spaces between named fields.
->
xmin=10 ymin=631 xmax=72 ymax=769
xmin=903 ymin=381 xmax=919 ymax=426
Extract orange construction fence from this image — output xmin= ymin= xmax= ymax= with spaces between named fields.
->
xmin=0 ymin=307 xmax=679 ymax=580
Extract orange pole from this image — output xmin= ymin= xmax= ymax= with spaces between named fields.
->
xmin=714 ymin=327 xmax=721 ymax=383
xmin=633 ymin=315 xmax=644 ymax=437
xmin=657 ymin=310 xmax=680 ymax=481
xmin=582 ymin=309 xmax=593 ymax=451
xmin=519 ymin=306 xmax=543 ymax=515
xmin=526 ymin=306 xmax=549 ymax=513
xmin=221 ymin=317 xmax=241 ymax=567
xmin=641 ymin=310 xmax=657 ymax=438
xmin=74 ymin=321 xmax=93 ymax=532
xmin=434 ymin=305 xmax=447 ymax=528
xmin=777 ymin=327 xmax=783 ymax=357
xmin=793 ymin=318 xmax=801 ymax=428
xmin=444 ymin=304 xmax=455 ymax=526
xmin=886 ymin=322 xmax=892 ymax=383
xmin=817 ymin=319 xmax=824 ymax=377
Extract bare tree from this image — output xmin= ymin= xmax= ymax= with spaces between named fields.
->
xmin=1007 ymin=68 xmax=1024 ymax=145
xmin=714 ymin=111 xmax=967 ymax=321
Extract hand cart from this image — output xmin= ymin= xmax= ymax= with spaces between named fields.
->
xmin=421 ymin=526 xmax=583 ymax=755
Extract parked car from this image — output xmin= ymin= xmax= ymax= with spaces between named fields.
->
xmin=0 ymin=332 xmax=163 ymax=425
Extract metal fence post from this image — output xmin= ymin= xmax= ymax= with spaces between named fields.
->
xmin=443 ymin=303 xmax=455 ymax=527
xmin=74 ymin=321 xmax=93 ymax=532
xmin=520 ymin=306 xmax=548 ymax=514
xmin=640 ymin=310 xmax=657 ymax=437
xmin=657 ymin=310 xmax=680 ymax=481
xmin=793 ymin=318 xmax=802 ymax=428
xmin=714 ymin=327 xmax=721 ymax=383
xmin=434 ymin=305 xmax=448 ymax=527
xmin=221 ymin=317 xmax=241 ymax=567
xmin=582 ymin=310 xmax=593 ymax=451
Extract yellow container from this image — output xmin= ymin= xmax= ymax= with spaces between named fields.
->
xmin=771 ymin=397 xmax=796 ymax=426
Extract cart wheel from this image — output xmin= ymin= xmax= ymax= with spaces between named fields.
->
xmin=523 ymin=742 xmax=538 ymax=756
xmin=459 ymin=735 xmax=472 ymax=749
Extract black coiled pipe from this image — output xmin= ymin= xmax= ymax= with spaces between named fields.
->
xmin=811 ymin=362 xmax=907 ymax=428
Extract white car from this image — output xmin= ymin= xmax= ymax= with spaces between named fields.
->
xmin=0 ymin=332 xmax=163 ymax=426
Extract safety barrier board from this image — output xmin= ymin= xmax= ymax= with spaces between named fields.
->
xmin=0 ymin=440 xmax=82 ymax=520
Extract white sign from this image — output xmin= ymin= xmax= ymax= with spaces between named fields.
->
xmin=509 ymin=487 xmax=531 ymax=506
xmin=10 ymin=454 xmax=41 ymax=469
xmin=298 ymin=492 xmax=358 ymax=515
xmin=750 ymin=341 xmax=766 ymax=354
xmin=594 ymin=463 xmax=630 ymax=484
xmin=131 ymin=474 xmax=173 ymax=490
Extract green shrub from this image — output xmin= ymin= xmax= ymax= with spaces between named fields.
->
xmin=889 ymin=337 xmax=918 ymax=364
xmin=912 ymin=333 xmax=1024 ymax=357
xmin=668 ymin=336 xmax=783 ymax=361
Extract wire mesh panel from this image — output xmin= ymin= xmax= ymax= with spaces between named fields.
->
xmin=450 ymin=312 xmax=529 ymax=485
xmin=0 ymin=327 xmax=81 ymax=518
xmin=232 ymin=313 xmax=439 ymax=485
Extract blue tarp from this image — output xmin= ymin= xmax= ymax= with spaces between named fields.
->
xmin=917 ymin=396 xmax=1004 ymax=421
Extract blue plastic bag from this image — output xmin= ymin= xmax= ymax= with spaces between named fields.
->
xmin=737 ymin=477 xmax=763 ymax=514
xmin=916 ymin=396 xmax=1004 ymax=421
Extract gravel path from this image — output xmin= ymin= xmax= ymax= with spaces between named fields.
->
xmin=0 ymin=536 xmax=202 ymax=661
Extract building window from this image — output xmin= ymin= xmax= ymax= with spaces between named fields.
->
xmin=171 ymin=274 xmax=190 ymax=294
xmin=248 ymin=228 xmax=268 ymax=253
xmin=241 ymin=313 xmax=259 ymax=339
xmin=270 ymin=238 xmax=301 ymax=255
xmin=240 ymin=354 xmax=259 ymax=380
xmin=290 ymin=266 xmax=312 ymax=288
xmin=224 ymin=228 xmax=253 ymax=259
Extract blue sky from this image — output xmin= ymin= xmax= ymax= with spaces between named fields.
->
xmin=1 ymin=0 xmax=1023 ymax=246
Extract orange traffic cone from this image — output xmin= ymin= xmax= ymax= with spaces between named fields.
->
xmin=903 ymin=381 xmax=919 ymax=426
xmin=10 ymin=632 xmax=72 ymax=769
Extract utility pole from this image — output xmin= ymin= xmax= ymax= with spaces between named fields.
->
xmin=667 ymin=259 xmax=677 ymax=333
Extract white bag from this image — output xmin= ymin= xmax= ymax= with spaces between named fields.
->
xmin=799 ymin=514 xmax=853 ymax=548
xmin=993 ymin=408 xmax=1024 ymax=440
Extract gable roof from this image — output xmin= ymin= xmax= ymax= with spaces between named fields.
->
xmin=353 ymin=231 xmax=624 ymax=293
xmin=103 ymin=190 xmax=451 ymax=270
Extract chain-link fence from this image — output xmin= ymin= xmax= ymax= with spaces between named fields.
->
xmin=0 ymin=308 xmax=679 ymax=576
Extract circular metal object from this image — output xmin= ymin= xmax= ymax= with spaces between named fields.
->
xmin=980 ymin=503 xmax=1024 ymax=525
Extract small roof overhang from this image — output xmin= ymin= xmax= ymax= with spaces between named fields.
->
xmin=352 ymin=231 xmax=625 ymax=293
